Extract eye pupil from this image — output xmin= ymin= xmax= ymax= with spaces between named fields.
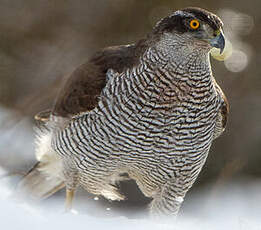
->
xmin=190 ymin=19 xmax=199 ymax=29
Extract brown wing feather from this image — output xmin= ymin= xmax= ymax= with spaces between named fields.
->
xmin=50 ymin=42 xmax=147 ymax=118
xmin=220 ymin=92 xmax=229 ymax=129
xmin=213 ymin=82 xmax=229 ymax=139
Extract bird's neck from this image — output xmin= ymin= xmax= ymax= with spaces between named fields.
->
xmin=136 ymin=37 xmax=213 ymax=84
xmin=125 ymin=36 xmax=216 ymax=106
xmin=150 ymin=34 xmax=210 ymax=71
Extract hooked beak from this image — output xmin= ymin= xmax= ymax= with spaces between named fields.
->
xmin=210 ymin=30 xmax=225 ymax=54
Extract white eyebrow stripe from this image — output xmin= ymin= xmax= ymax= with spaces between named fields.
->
xmin=174 ymin=10 xmax=194 ymax=18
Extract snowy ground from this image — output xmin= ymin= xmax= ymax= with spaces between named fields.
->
xmin=0 ymin=171 xmax=261 ymax=230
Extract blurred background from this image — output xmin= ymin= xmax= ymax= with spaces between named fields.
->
xmin=0 ymin=0 xmax=260 ymax=220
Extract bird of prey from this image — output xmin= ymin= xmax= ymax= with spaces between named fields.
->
xmin=18 ymin=7 xmax=229 ymax=217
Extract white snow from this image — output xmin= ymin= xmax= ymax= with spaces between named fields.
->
xmin=1 ymin=172 xmax=261 ymax=230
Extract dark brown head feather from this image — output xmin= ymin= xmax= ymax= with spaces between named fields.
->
xmin=182 ymin=7 xmax=223 ymax=31
xmin=152 ymin=7 xmax=222 ymax=35
xmin=152 ymin=12 xmax=187 ymax=34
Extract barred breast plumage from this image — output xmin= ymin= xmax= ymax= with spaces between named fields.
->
xmin=19 ymin=7 xmax=229 ymax=217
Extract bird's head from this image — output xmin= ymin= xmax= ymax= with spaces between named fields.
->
xmin=151 ymin=7 xmax=225 ymax=55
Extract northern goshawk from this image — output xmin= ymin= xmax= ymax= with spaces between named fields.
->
xmin=19 ymin=7 xmax=229 ymax=217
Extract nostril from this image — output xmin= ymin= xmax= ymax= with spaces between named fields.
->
xmin=213 ymin=31 xmax=218 ymax=37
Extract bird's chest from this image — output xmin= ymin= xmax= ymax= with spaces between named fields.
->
xmin=92 ymin=73 xmax=221 ymax=158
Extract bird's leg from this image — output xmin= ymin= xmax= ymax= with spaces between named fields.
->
xmin=65 ymin=188 xmax=75 ymax=211
xmin=62 ymin=159 xmax=79 ymax=212
xmin=149 ymin=179 xmax=186 ymax=218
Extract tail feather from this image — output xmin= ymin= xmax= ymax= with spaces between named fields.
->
xmin=17 ymin=161 xmax=64 ymax=200
xmin=17 ymin=117 xmax=65 ymax=200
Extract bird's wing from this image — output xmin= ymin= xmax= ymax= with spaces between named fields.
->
xmin=45 ymin=43 xmax=145 ymax=119
xmin=34 ymin=43 xmax=147 ymax=121
xmin=217 ymin=83 xmax=229 ymax=129
xmin=213 ymin=82 xmax=229 ymax=138
xmin=220 ymin=92 xmax=229 ymax=129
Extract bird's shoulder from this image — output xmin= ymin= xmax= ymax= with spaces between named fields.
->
xmin=35 ymin=42 xmax=147 ymax=122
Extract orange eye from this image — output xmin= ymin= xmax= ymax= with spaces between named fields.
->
xmin=190 ymin=19 xmax=200 ymax=29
